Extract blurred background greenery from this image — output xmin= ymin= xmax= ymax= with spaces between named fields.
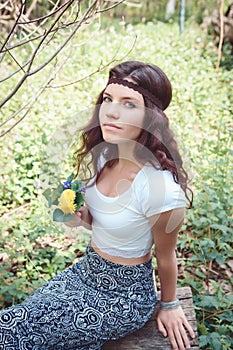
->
xmin=0 ymin=1 xmax=232 ymax=349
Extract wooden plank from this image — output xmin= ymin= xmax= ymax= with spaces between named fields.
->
xmin=103 ymin=287 xmax=199 ymax=350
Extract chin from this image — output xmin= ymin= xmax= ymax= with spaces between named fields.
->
xmin=101 ymin=132 xmax=119 ymax=144
xmin=103 ymin=137 xmax=122 ymax=144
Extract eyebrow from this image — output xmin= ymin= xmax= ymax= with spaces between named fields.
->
xmin=103 ymin=91 xmax=142 ymax=103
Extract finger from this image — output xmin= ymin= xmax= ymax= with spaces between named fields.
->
xmin=64 ymin=222 xmax=75 ymax=227
xmin=77 ymin=206 xmax=86 ymax=213
xmin=182 ymin=319 xmax=195 ymax=348
xmin=157 ymin=318 xmax=167 ymax=337
xmin=167 ymin=328 xmax=180 ymax=350
xmin=184 ymin=319 xmax=196 ymax=339
xmin=176 ymin=325 xmax=191 ymax=350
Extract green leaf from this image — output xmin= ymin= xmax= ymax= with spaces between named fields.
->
xmin=53 ymin=184 xmax=64 ymax=201
xmin=199 ymin=335 xmax=210 ymax=347
xmin=210 ymin=224 xmax=230 ymax=234
xmin=42 ymin=188 xmax=53 ymax=207
xmin=210 ymin=332 xmax=223 ymax=350
xmin=71 ymin=180 xmax=84 ymax=192
xmin=74 ymin=192 xmax=85 ymax=209
xmin=52 ymin=208 xmax=72 ymax=222
xmin=42 ymin=184 xmax=64 ymax=207
xmin=202 ymin=295 xmax=220 ymax=309
xmin=66 ymin=173 xmax=75 ymax=182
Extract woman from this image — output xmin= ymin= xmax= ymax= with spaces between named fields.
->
xmin=0 ymin=61 xmax=195 ymax=350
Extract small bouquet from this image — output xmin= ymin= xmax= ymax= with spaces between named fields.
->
xmin=43 ymin=173 xmax=86 ymax=222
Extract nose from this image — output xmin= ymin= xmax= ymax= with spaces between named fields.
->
xmin=105 ymin=102 xmax=120 ymax=119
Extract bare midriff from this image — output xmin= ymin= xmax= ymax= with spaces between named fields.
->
xmin=91 ymin=240 xmax=151 ymax=266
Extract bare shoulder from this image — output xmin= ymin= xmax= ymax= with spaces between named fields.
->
xmin=149 ymin=208 xmax=185 ymax=235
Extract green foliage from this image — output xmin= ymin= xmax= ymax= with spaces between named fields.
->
xmin=196 ymin=283 xmax=233 ymax=350
xmin=43 ymin=184 xmax=64 ymax=207
xmin=0 ymin=200 xmax=91 ymax=306
xmin=0 ymin=15 xmax=232 ymax=349
xmin=106 ymin=0 xmax=221 ymax=23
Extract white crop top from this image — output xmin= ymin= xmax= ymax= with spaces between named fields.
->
xmin=84 ymin=164 xmax=187 ymax=258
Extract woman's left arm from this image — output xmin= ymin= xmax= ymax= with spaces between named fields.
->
xmin=149 ymin=208 xmax=195 ymax=350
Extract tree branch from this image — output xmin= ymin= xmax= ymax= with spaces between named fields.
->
xmin=0 ymin=44 xmax=73 ymax=137
xmin=48 ymin=35 xmax=137 ymax=89
xmin=0 ymin=0 xmax=126 ymax=135
xmin=96 ymin=0 xmax=125 ymax=13
xmin=0 ymin=0 xmax=82 ymax=109
xmin=0 ymin=0 xmax=26 ymax=54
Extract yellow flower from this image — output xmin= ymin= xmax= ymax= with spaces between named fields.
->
xmin=58 ymin=189 xmax=76 ymax=214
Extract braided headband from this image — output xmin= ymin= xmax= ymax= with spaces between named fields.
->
xmin=106 ymin=77 xmax=162 ymax=110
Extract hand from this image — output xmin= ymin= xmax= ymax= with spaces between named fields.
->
xmin=64 ymin=206 xmax=92 ymax=229
xmin=157 ymin=306 xmax=195 ymax=350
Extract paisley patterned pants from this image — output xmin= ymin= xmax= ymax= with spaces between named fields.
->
xmin=0 ymin=244 xmax=157 ymax=350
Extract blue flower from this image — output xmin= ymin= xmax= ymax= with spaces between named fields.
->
xmin=80 ymin=187 xmax=86 ymax=194
xmin=63 ymin=181 xmax=71 ymax=189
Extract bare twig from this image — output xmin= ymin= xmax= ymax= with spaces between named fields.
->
xmin=48 ymin=35 xmax=137 ymax=89
xmin=0 ymin=0 xmax=90 ymax=109
xmin=0 ymin=44 xmax=73 ymax=136
xmin=0 ymin=0 xmax=126 ymax=135
xmin=0 ymin=0 xmax=26 ymax=53
xmin=96 ymin=0 xmax=125 ymax=13
xmin=0 ymin=1 xmax=72 ymax=54
xmin=25 ymin=0 xmax=40 ymax=19
xmin=25 ymin=0 xmax=77 ymax=74
xmin=0 ymin=1 xmax=125 ymax=54
xmin=22 ymin=0 xmax=68 ymax=24
xmin=201 ymin=307 xmax=233 ymax=322
xmin=0 ymin=56 xmax=32 ymax=83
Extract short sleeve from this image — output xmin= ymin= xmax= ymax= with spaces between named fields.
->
xmin=140 ymin=167 xmax=187 ymax=218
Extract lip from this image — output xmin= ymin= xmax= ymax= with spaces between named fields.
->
xmin=103 ymin=123 xmax=122 ymax=130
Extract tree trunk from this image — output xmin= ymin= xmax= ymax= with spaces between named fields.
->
xmin=180 ymin=0 xmax=185 ymax=34
xmin=165 ymin=0 xmax=176 ymax=20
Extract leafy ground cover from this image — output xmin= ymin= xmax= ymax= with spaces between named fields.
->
xmin=0 ymin=17 xmax=232 ymax=349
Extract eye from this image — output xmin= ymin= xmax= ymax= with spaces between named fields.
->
xmin=103 ymin=96 xmax=112 ymax=103
xmin=125 ymin=101 xmax=136 ymax=109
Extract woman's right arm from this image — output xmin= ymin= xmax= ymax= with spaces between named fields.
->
xmin=64 ymin=206 xmax=92 ymax=230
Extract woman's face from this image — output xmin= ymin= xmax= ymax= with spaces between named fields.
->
xmin=99 ymin=82 xmax=145 ymax=144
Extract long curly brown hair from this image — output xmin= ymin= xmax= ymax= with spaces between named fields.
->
xmin=74 ymin=61 xmax=193 ymax=207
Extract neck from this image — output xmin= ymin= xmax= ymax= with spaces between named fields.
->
xmin=117 ymin=142 xmax=142 ymax=170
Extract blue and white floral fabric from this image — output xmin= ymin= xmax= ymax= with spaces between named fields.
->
xmin=0 ymin=244 xmax=156 ymax=350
